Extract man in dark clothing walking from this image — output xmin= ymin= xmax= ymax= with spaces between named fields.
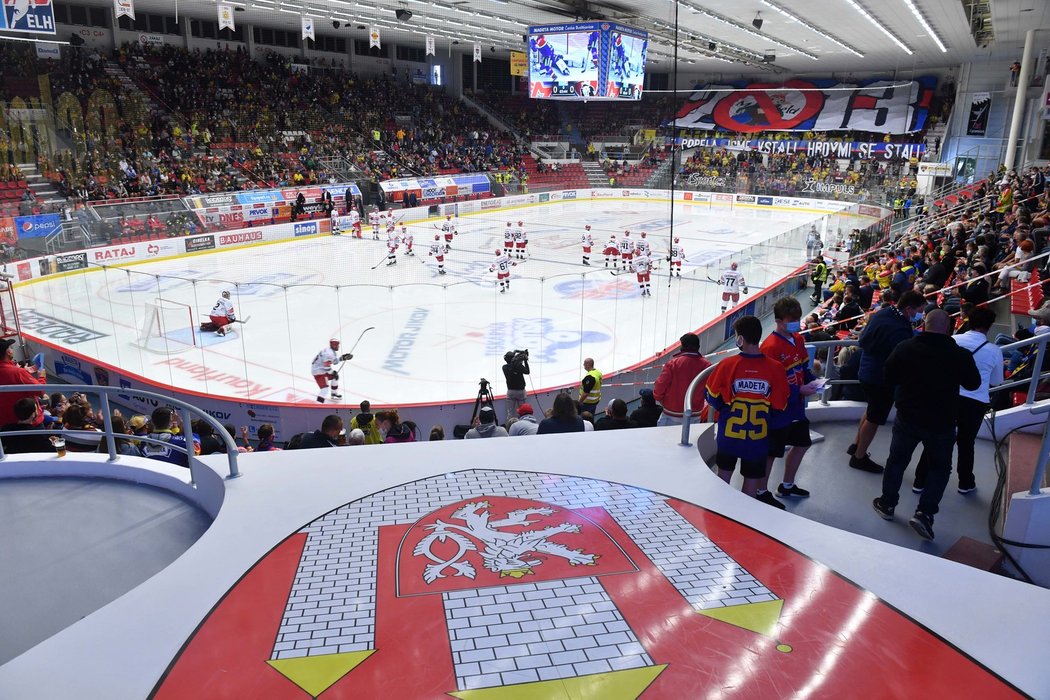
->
xmin=872 ymin=310 xmax=981 ymax=540
xmin=848 ymin=290 xmax=927 ymax=473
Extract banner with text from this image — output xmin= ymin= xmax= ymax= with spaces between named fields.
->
xmin=113 ymin=0 xmax=134 ymax=20
xmin=672 ymin=137 xmax=926 ymax=161
xmin=966 ymin=92 xmax=991 ymax=136
xmin=1 ymin=0 xmax=56 ymax=34
xmin=217 ymin=4 xmax=234 ymax=32
xmin=14 ymin=213 xmax=62 ymax=240
xmin=671 ymin=77 xmax=937 ymax=135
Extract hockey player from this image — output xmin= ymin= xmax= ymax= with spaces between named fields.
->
xmin=401 ymin=225 xmax=414 ymax=256
xmin=719 ymin=261 xmax=748 ymax=313
xmin=530 ymin=35 xmax=570 ymax=78
xmin=635 ymin=230 xmax=652 ymax=258
xmin=667 ymin=237 xmax=684 ymax=277
xmin=369 ymin=207 xmax=381 ymax=240
xmin=806 ymin=225 xmax=822 ymax=259
xmin=441 ymin=214 xmax=457 ymax=253
xmin=311 ymin=338 xmax=353 ymax=403
xmin=490 ymin=249 xmax=517 ymax=293
xmin=633 ymin=251 xmax=653 ymax=297
xmin=385 ymin=225 xmax=400 ymax=266
xmin=603 ymin=233 xmax=619 ymax=268
xmin=385 ymin=214 xmax=397 ymax=243
xmin=513 ymin=220 xmax=528 ymax=259
xmin=503 ymin=221 xmax=515 ymax=256
xmin=586 ymin=30 xmax=600 ymax=68
xmin=618 ymin=230 xmax=635 ymax=271
xmin=349 ymin=207 xmax=362 ymax=238
xmin=581 ymin=224 xmax=594 ymax=266
xmin=209 ymin=290 xmax=236 ymax=336
xmin=428 ymin=234 xmax=446 ymax=275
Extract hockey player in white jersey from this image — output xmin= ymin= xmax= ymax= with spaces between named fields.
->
xmin=668 ymin=236 xmax=685 ymax=277
xmin=603 ymin=233 xmax=619 ymax=268
xmin=369 ymin=208 xmax=381 ymax=240
xmin=618 ymin=230 xmax=635 ymax=271
xmin=385 ymin=226 xmax=400 ymax=266
xmin=428 ymin=234 xmax=446 ymax=275
xmin=312 ymin=338 xmax=353 ymax=403
xmin=719 ymin=261 xmax=748 ymax=312
xmin=208 ymin=290 xmax=236 ymax=336
xmin=401 ymin=225 xmax=414 ymax=256
xmin=503 ymin=221 xmax=515 ymax=256
xmin=349 ymin=207 xmax=362 ymax=238
xmin=633 ymin=252 xmax=653 ymax=297
xmin=440 ymin=214 xmax=457 ymax=252
xmin=635 ymin=231 xmax=652 ymax=258
xmin=581 ymin=225 xmax=594 ymax=266
xmin=513 ymin=220 xmax=528 ymax=259
xmin=490 ymin=249 xmax=517 ymax=293
xmin=806 ymin=225 xmax=822 ymax=259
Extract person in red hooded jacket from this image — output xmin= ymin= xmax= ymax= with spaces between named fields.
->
xmin=0 ymin=338 xmax=46 ymax=427
xmin=653 ymin=333 xmax=712 ymax=426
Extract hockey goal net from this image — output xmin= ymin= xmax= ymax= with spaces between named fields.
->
xmin=136 ymin=298 xmax=196 ymax=353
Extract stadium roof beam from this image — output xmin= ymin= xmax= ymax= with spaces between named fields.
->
xmin=757 ymin=0 xmax=865 ymax=57
xmin=677 ymin=0 xmax=819 ymax=60
xmin=901 ymin=0 xmax=949 ymax=52
xmin=840 ymin=0 xmax=914 ymax=54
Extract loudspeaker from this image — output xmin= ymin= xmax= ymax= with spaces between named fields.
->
xmin=763 ymin=51 xmax=776 ymax=63
xmin=395 ymin=8 xmax=412 ymax=21
xmin=332 ymin=20 xmax=340 ymax=29
xmin=707 ymin=41 xmax=716 ymax=51
xmin=752 ymin=16 xmax=763 ymax=30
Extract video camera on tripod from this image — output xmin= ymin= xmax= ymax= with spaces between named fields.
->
xmin=453 ymin=377 xmax=496 ymax=439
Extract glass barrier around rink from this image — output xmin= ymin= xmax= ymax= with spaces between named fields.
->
xmin=20 ymin=194 xmax=891 ymax=406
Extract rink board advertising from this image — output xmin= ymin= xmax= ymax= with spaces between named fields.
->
xmin=528 ymin=22 xmax=647 ymax=101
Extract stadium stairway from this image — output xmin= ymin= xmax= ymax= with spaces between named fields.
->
xmin=582 ymin=160 xmax=608 ymax=188
xmin=15 ymin=163 xmax=65 ymax=210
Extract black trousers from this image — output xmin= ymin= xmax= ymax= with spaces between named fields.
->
xmin=914 ymin=396 xmax=988 ymax=490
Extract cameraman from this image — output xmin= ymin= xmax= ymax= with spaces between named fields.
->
xmin=502 ymin=349 xmax=530 ymax=420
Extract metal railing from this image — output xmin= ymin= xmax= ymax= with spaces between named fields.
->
xmin=678 ymin=332 xmax=1050 ymax=447
xmin=0 ymin=383 xmax=241 ymax=482
xmin=1028 ymin=403 xmax=1050 ymax=496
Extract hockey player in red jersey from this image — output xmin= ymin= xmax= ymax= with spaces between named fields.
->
xmin=704 ymin=315 xmax=790 ymax=507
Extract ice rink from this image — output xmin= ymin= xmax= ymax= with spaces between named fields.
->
xmin=19 ymin=199 xmax=833 ymax=405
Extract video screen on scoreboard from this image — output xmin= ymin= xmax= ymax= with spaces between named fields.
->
xmin=528 ymin=23 xmax=602 ymax=99
xmin=527 ymin=22 xmax=647 ymax=101
xmin=606 ymin=30 xmax=647 ymax=100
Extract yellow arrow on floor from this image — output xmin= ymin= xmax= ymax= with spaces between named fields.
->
xmin=697 ymin=599 xmax=784 ymax=637
xmin=449 ymin=665 xmax=667 ymax=700
xmin=267 ymin=649 xmax=375 ymax=698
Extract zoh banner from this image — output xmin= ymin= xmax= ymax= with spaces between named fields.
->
xmin=671 ymin=77 xmax=937 ymax=135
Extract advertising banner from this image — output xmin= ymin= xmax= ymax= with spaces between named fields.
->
xmin=671 ymin=77 xmax=937 ymax=134
xmin=673 ymin=137 xmax=926 ymax=161
xmin=966 ymin=92 xmax=991 ymax=136
xmin=510 ymin=51 xmax=527 ymax=77
xmin=1 ymin=0 xmax=56 ymax=34
xmin=14 ymin=213 xmax=62 ymax=240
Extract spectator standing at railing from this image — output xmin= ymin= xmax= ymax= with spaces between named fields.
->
xmin=848 ymin=290 xmax=926 ymax=473
xmin=654 ymin=333 xmax=712 ymax=427
xmin=872 ymin=310 xmax=981 ymax=540
xmin=761 ymin=297 xmax=819 ymax=503
xmin=0 ymin=338 xmax=46 ymax=428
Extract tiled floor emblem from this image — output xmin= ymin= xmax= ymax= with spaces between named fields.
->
xmin=152 ymin=470 xmax=1022 ymax=699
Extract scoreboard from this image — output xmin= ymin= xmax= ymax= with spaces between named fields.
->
xmin=527 ymin=21 xmax=647 ymax=101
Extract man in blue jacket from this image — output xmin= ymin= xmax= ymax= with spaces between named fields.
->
xmin=847 ymin=290 xmax=926 ymax=473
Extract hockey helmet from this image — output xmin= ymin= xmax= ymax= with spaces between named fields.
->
xmin=329 ymin=338 xmax=340 ymax=349
xmin=446 ymin=214 xmax=452 ymax=220
xmin=507 ymin=221 xmax=512 ymax=226
xmin=674 ymin=236 xmax=680 ymax=242
xmin=640 ymin=231 xmax=647 ymax=238
xmin=536 ymin=35 xmax=546 ymax=48
xmin=624 ymin=230 xmax=631 ymax=236
xmin=496 ymin=249 xmax=503 ymax=256
xmin=730 ymin=262 xmax=738 ymax=270
xmin=585 ymin=224 xmax=591 ymax=230
xmin=434 ymin=234 xmax=441 ymax=240
xmin=221 ymin=290 xmax=231 ymax=299
xmin=517 ymin=220 xmax=524 ymax=225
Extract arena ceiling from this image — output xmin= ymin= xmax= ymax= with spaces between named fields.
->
xmin=70 ymin=0 xmax=1046 ymax=74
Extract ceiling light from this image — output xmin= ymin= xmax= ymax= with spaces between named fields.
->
xmin=841 ymin=0 xmax=913 ymax=54
xmin=901 ymin=0 xmax=948 ymax=52
xmin=681 ymin=1 xmax=818 ymax=60
xmin=759 ymin=0 xmax=864 ymax=57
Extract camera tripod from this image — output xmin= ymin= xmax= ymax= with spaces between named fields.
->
xmin=470 ymin=378 xmax=496 ymax=425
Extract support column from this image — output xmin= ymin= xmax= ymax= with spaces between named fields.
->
xmin=1004 ymin=28 xmax=1036 ymax=169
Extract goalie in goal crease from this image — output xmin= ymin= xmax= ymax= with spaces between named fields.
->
xmin=201 ymin=290 xmax=237 ymax=337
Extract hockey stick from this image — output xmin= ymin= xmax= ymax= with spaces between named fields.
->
xmin=371 ymin=254 xmax=392 ymax=270
xmin=232 ymin=316 xmax=252 ymax=324
xmin=334 ymin=326 xmax=376 ymax=374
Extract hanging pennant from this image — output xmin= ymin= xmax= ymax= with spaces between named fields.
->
xmin=217 ymin=4 xmax=235 ymax=32
xmin=425 ymin=35 xmax=435 ymax=57
xmin=473 ymin=43 xmax=481 ymax=63
xmin=302 ymin=16 xmax=315 ymax=42
xmin=113 ymin=0 xmax=135 ymax=21
xmin=369 ymin=25 xmax=381 ymax=49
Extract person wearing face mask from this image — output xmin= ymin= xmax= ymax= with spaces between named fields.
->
xmin=760 ymin=297 xmax=820 ymax=506
xmin=847 ymin=290 xmax=927 ymax=473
